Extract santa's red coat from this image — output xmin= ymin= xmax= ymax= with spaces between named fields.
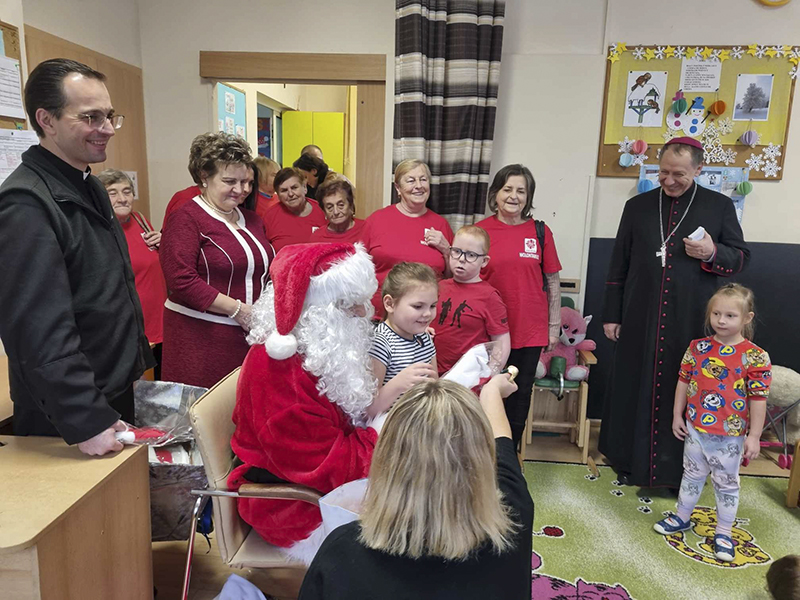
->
xmin=228 ymin=344 xmax=378 ymax=547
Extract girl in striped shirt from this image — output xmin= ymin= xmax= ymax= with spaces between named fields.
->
xmin=367 ymin=262 xmax=439 ymax=418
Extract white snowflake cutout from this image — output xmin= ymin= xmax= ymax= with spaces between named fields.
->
xmin=763 ymin=143 xmax=782 ymax=160
xmin=709 ymin=49 xmax=722 ymax=62
xmin=712 ymin=146 xmax=726 ymax=164
xmin=609 ymin=43 xmax=620 ymax=55
xmin=654 ymin=46 xmax=666 ymax=60
xmin=789 ymin=47 xmax=800 ymax=61
xmin=632 ymin=46 xmax=646 ymax=60
xmin=632 ymin=153 xmax=648 ymax=166
xmin=745 ymin=153 xmax=765 ymax=171
xmin=717 ymin=118 xmax=734 ymax=136
xmin=721 ymin=148 xmax=737 ymax=166
xmin=656 ymin=148 xmax=662 ymax=160
xmin=772 ymin=45 xmax=785 ymax=58
xmin=662 ymin=127 xmax=679 ymax=142
xmin=755 ymin=45 xmax=768 ymax=59
xmin=673 ymin=46 xmax=686 ymax=59
xmin=691 ymin=47 xmax=704 ymax=60
xmin=731 ymin=46 xmax=744 ymax=59
xmin=618 ymin=136 xmax=634 ymax=154
xmin=791 ymin=65 xmax=799 ymax=80
xmin=763 ymin=160 xmax=781 ymax=178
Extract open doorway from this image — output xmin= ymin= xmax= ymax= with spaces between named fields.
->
xmin=201 ymin=52 xmax=386 ymax=219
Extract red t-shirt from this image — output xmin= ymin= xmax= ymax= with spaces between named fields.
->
xmin=163 ymin=185 xmax=201 ymax=226
xmin=255 ymin=192 xmax=279 ymax=222
xmin=120 ymin=213 xmax=167 ymax=344
xmin=309 ymin=218 xmax=366 ymax=245
xmin=362 ymin=205 xmax=454 ymax=314
xmin=432 ymin=279 xmax=509 ymax=375
xmin=679 ymin=337 xmax=771 ymax=436
xmin=475 ymin=216 xmax=561 ymax=349
xmin=262 ymin=200 xmax=327 ymax=253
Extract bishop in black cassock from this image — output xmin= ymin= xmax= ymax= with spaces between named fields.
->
xmin=599 ymin=138 xmax=749 ymax=488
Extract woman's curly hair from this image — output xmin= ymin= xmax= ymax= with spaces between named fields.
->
xmin=188 ymin=132 xmax=253 ymax=185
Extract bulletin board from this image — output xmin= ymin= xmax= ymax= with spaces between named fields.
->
xmin=0 ymin=20 xmax=26 ymax=131
xmin=215 ymin=83 xmax=246 ymax=139
xmin=597 ymin=44 xmax=798 ymax=181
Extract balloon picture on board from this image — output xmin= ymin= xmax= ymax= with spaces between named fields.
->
xmin=624 ymin=71 xmax=667 ymax=128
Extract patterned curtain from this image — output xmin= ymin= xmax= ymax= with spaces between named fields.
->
xmin=393 ymin=0 xmax=505 ymax=230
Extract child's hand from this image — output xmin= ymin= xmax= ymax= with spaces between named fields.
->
xmin=394 ymin=362 xmax=438 ymax=392
xmin=425 ymin=326 xmax=436 ymax=338
xmin=743 ymin=435 xmax=761 ymax=461
xmin=672 ymin=416 xmax=689 ymax=440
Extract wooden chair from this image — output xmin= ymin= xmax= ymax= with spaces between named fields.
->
xmin=519 ymin=299 xmax=597 ymax=464
xmin=787 ymin=439 xmax=800 ymax=508
xmin=183 ymin=368 xmax=322 ymax=600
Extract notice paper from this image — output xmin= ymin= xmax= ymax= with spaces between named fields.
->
xmin=0 ymin=129 xmax=38 ymax=186
xmin=680 ymin=58 xmax=721 ymax=92
xmin=0 ymin=56 xmax=25 ymax=119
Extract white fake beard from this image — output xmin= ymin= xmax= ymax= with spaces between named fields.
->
xmin=248 ymin=287 xmax=377 ymax=423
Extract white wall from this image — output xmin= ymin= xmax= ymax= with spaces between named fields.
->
xmin=138 ymin=0 xmax=394 ymax=228
xmin=21 ymin=0 xmax=142 ymax=67
xmin=493 ymin=0 xmax=800 ymax=306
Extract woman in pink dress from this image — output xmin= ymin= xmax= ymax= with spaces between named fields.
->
xmin=159 ymin=133 xmax=274 ymax=388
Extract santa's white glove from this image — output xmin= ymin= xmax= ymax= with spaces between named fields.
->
xmin=368 ymin=411 xmax=389 ymax=435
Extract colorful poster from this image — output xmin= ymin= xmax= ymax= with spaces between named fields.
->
xmin=624 ymin=71 xmax=667 ymax=128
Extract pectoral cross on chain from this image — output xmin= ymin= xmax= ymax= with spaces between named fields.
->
xmin=656 ymin=243 xmax=666 ymax=268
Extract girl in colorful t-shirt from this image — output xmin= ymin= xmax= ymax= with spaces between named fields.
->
xmin=367 ymin=262 xmax=439 ymax=418
xmin=653 ymin=284 xmax=771 ymax=562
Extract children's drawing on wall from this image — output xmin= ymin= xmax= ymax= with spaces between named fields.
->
xmin=624 ymin=70 xmax=667 ymax=127
xmin=667 ymin=95 xmax=707 ymax=137
xmin=733 ymin=74 xmax=773 ymax=122
xmin=224 ymin=91 xmax=236 ymax=114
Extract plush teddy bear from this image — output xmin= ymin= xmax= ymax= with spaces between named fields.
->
xmin=536 ymin=306 xmax=596 ymax=381
xmin=769 ymin=365 xmax=800 ymax=444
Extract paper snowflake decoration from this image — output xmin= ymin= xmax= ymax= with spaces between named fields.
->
xmin=618 ymin=136 xmax=634 ymax=154
xmin=745 ymin=153 xmax=765 ymax=171
xmin=632 ymin=153 xmax=648 ymax=166
xmin=731 ymin=46 xmax=744 ymax=59
xmin=673 ymin=46 xmax=686 ymax=59
xmin=609 ymin=43 xmax=620 ymax=55
xmin=754 ymin=45 xmax=768 ymax=59
xmin=654 ymin=46 xmax=667 ymax=60
xmin=763 ymin=143 xmax=782 ymax=160
xmin=690 ymin=47 xmax=703 ymax=60
xmin=771 ymin=45 xmax=785 ymax=58
xmin=662 ymin=127 xmax=679 ymax=142
xmin=763 ymin=160 xmax=781 ymax=178
xmin=791 ymin=65 xmax=799 ymax=80
xmin=708 ymin=49 xmax=722 ymax=62
xmin=632 ymin=46 xmax=646 ymax=60
xmin=790 ymin=47 xmax=800 ymax=60
xmin=716 ymin=118 xmax=734 ymax=136
xmin=656 ymin=148 xmax=662 ymax=160
xmin=721 ymin=148 xmax=737 ymax=166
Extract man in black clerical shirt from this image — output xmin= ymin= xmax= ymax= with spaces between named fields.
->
xmin=0 ymin=59 xmax=153 ymax=456
xmin=599 ymin=137 xmax=749 ymax=489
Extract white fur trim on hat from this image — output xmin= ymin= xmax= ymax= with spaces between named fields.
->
xmin=265 ymin=330 xmax=298 ymax=360
xmin=304 ymin=243 xmax=378 ymax=308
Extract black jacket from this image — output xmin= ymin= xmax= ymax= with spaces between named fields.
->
xmin=0 ymin=146 xmax=153 ymax=444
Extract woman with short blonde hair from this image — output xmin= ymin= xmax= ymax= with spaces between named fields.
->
xmin=299 ymin=375 xmax=534 ymax=599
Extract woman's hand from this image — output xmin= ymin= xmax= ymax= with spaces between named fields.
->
xmin=142 ymin=230 xmax=161 ymax=249
xmin=234 ymin=303 xmax=253 ymax=332
xmin=483 ymin=372 xmax=518 ymax=400
xmin=423 ymin=228 xmax=450 ymax=254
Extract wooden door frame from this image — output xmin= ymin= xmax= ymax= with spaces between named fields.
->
xmin=200 ymin=51 xmax=386 ymax=218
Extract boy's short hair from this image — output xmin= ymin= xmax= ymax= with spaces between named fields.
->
xmin=455 ymin=225 xmax=490 ymax=253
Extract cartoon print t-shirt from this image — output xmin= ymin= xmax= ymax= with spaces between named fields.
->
xmin=678 ymin=337 xmax=771 ymax=436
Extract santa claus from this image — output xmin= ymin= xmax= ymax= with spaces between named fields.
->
xmin=228 ymin=242 xmax=380 ymax=563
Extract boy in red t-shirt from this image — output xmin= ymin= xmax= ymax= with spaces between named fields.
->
xmin=432 ymin=225 xmax=510 ymax=376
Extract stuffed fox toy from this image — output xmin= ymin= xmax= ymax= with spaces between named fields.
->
xmin=536 ymin=306 xmax=596 ymax=381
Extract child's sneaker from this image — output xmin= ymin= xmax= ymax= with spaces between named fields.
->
xmin=653 ymin=515 xmax=692 ymax=535
xmin=714 ymin=534 xmax=735 ymax=562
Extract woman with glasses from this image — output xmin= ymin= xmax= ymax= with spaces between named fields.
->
xmin=362 ymin=159 xmax=453 ymax=317
xmin=159 ymin=132 xmax=273 ymax=388
xmin=98 ymin=169 xmax=167 ymax=375
xmin=475 ymin=164 xmax=562 ymax=450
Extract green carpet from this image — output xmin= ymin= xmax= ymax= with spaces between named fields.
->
xmin=523 ymin=461 xmax=800 ymax=600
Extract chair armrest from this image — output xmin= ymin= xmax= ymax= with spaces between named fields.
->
xmin=578 ymin=350 xmax=597 ymax=365
xmin=238 ymin=483 xmax=322 ymax=506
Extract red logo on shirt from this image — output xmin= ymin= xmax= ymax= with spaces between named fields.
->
xmin=524 ymin=238 xmax=538 ymax=254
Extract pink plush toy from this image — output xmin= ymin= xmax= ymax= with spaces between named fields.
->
xmin=536 ymin=306 xmax=596 ymax=381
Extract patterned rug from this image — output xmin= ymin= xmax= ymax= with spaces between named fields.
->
xmin=523 ymin=461 xmax=799 ymax=600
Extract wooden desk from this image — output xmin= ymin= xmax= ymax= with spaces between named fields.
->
xmin=0 ymin=437 xmax=153 ymax=599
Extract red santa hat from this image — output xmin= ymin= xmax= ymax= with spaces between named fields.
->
xmin=265 ymin=242 xmax=377 ymax=360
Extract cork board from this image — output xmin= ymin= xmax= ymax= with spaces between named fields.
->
xmin=0 ymin=20 xmax=26 ymax=131
xmin=597 ymin=45 xmax=798 ymax=181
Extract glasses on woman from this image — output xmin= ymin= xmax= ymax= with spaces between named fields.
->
xmin=76 ymin=112 xmax=125 ymax=130
xmin=449 ymin=247 xmax=487 ymax=263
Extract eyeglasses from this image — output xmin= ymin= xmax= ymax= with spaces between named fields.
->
xmin=76 ymin=112 xmax=125 ymax=130
xmin=449 ymin=247 xmax=487 ymax=263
